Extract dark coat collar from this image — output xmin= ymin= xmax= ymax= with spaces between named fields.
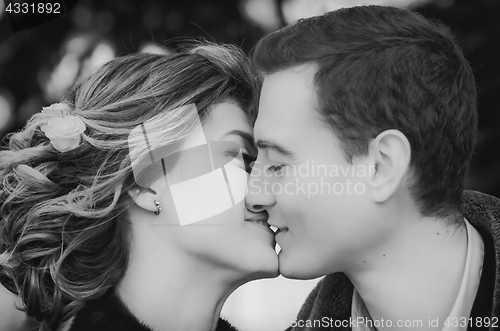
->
xmin=66 ymin=288 xmax=238 ymax=331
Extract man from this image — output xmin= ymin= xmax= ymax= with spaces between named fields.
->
xmin=246 ymin=5 xmax=499 ymax=330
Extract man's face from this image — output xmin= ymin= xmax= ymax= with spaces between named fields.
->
xmin=247 ymin=65 xmax=389 ymax=279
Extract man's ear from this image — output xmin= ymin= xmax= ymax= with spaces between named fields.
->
xmin=127 ymin=185 xmax=160 ymax=214
xmin=367 ymin=129 xmax=411 ymax=203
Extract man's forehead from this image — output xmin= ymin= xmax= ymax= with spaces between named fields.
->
xmin=254 ymin=109 xmax=293 ymax=142
xmin=255 ymin=65 xmax=318 ymax=141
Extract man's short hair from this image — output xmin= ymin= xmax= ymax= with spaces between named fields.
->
xmin=252 ymin=5 xmax=477 ymax=219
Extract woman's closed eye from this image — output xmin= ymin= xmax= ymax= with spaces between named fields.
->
xmin=224 ymin=149 xmax=257 ymax=173
xmin=242 ymin=153 xmax=257 ymax=173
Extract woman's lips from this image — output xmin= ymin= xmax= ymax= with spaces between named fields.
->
xmin=245 ymin=217 xmax=275 ymax=235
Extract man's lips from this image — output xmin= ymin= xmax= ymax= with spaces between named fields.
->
xmin=271 ymin=225 xmax=289 ymax=243
xmin=275 ymin=228 xmax=287 ymax=236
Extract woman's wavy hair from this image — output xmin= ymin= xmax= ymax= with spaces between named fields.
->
xmin=0 ymin=43 xmax=259 ymax=331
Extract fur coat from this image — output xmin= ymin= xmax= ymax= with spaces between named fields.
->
xmin=61 ymin=288 xmax=238 ymax=331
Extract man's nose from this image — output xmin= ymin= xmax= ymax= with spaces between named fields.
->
xmin=245 ymin=165 xmax=275 ymax=212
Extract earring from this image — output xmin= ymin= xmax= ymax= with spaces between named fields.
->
xmin=154 ymin=199 xmax=161 ymax=215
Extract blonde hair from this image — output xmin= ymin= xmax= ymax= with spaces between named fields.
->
xmin=0 ymin=43 xmax=258 ymax=331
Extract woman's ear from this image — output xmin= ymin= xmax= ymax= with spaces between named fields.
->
xmin=367 ymin=129 xmax=411 ymax=203
xmin=127 ymin=186 xmax=160 ymax=214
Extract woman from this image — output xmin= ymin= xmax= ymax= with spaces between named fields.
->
xmin=0 ymin=44 xmax=278 ymax=331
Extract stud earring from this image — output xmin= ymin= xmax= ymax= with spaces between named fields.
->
xmin=154 ymin=199 xmax=161 ymax=215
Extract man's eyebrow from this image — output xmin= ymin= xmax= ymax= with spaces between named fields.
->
xmin=256 ymin=139 xmax=293 ymax=157
xmin=224 ymin=130 xmax=256 ymax=150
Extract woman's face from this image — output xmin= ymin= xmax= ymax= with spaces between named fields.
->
xmin=151 ymin=102 xmax=278 ymax=280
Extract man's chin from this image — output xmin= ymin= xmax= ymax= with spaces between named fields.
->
xmin=278 ymin=267 xmax=319 ymax=280
xmin=278 ymin=251 xmax=321 ymax=280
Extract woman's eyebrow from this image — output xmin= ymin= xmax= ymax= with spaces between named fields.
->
xmin=223 ymin=130 xmax=256 ymax=150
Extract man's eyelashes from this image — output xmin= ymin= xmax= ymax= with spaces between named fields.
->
xmin=267 ymin=165 xmax=285 ymax=172
xmin=223 ymin=149 xmax=286 ymax=174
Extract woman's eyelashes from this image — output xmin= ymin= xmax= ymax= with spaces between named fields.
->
xmin=242 ymin=153 xmax=257 ymax=173
xmin=224 ymin=148 xmax=257 ymax=173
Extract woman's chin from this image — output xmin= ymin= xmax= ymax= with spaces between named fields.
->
xmin=241 ymin=249 xmax=280 ymax=281
xmin=262 ymin=251 xmax=280 ymax=278
xmin=262 ymin=267 xmax=280 ymax=279
xmin=254 ymin=259 xmax=280 ymax=279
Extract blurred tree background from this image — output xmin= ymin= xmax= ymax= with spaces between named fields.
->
xmin=0 ymin=0 xmax=499 ymax=201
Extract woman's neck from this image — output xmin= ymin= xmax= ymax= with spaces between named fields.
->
xmin=116 ymin=230 xmax=244 ymax=331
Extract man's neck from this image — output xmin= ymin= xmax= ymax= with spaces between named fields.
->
xmin=346 ymin=214 xmax=467 ymax=331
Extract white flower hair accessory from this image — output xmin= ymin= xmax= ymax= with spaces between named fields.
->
xmin=41 ymin=102 xmax=71 ymax=117
xmin=40 ymin=103 xmax=86 ymax=153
